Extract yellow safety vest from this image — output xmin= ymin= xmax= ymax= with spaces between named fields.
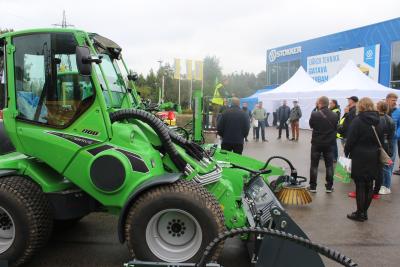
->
xmin=337 ymin=114 xmax=345 ymax=139
xmin=211 ymin=83 xmax=224 ymax=106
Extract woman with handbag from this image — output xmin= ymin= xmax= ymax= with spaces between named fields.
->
xmin=344 ymin=97 xmax=385 ymax=222
xmin=347 ymin=101 xmax=395 ymax=200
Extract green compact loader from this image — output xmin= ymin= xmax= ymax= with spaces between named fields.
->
xmin=0 ymin=29 xmax=356 ymax=267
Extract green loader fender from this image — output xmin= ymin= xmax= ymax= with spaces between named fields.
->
xmin=117 ymin=172 xmax=182 ymax=243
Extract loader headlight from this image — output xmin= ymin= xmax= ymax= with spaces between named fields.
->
xmin=242 ymin=176 xmax=283 ymax=227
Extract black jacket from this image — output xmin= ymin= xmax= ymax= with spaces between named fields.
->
xmin=341 ymin=106 xmax=356 ymax=138
xmin=344 ymin=111 xmax=384 ymax=179
xmin=217 ymin=105 xmax=250 ymax=144
xmin=242 ymin=107 xmax=252 ymax=119
xmin=309 ymin=107 xmax=338 ymax=146
xmin=277 ymin=105 xmax=290 ymax=122
xmin=377 ymin=113 xmax=395 ymax=157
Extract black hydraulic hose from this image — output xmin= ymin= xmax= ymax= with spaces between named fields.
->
xmin=109 ymin=109 xmax=187 ymax=172
xmin=262 ymin=155 xmax=296 ymax=171
xmin=169 ymin=129 xmax=205 ymax=161
xmin=196 ymin=227 xmax=358 ymax=267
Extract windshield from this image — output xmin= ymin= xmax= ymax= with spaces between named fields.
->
xmin=95 ymin=54 xmax=127 ymax=108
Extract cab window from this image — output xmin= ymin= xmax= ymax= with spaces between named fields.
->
xmin=13 ymin=33 xmax=95 ymax=127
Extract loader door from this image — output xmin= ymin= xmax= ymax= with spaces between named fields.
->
xmin=12 ymin=33 xmax=108 ymax=173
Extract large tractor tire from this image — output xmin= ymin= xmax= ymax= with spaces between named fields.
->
xmin=124 ymin=179 xmax=225 ymax=263
xmin=0 ymin=176 xmax=53 ymax=266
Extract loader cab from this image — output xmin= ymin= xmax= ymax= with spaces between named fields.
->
xmin=0 ymin=30 xmax=114 ymax=172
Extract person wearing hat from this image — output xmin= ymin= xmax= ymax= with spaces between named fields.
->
xmin=338 ymin=96 xmax=358 ymax=141
xmin=289 ymin=100 xmax=302 ymax=141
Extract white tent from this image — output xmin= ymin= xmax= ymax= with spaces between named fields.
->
xmin=258 ymin=67 xmax=319 ymax=128
xmin=297 ymin=60 xmax=399 ymax=129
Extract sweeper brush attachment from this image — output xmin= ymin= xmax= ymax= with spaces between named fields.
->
xmin=264 ymin=156 xmax=312 ymax=205
xmin=277 ymin=184 xmax=312 ymax=205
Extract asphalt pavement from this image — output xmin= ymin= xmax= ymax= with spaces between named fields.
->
xmin=29 ymin=128 xmax=400 ymax=267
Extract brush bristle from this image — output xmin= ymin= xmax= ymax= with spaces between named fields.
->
xmin=277 ymin=186 xmax=312 ymax=205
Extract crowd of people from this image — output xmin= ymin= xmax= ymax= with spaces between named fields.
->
xmin=216 ymin=93 xmax=400 ymax=222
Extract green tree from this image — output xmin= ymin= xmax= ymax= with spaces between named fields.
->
xmin=203 ymin=56 xmax=223 ymax=97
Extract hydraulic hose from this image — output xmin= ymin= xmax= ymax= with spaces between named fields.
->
xmin=262 ymin=155 xmax=296 ymax=172
xmin=169 ymin=130 xmax=204 ymax=161
xmin=196 ymin=227 xmax=358 ymax=267
xmin=109 ymin=109 xmax=187 ymax=172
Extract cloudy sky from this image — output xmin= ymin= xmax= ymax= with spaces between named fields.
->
xmin=1 ymin=0 xmax=399 ymax=75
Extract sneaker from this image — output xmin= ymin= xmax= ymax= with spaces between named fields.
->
xmin=379 ymin=186 xmax=391 ymax=195
xmin=290 ymin=138 xmax=295 ymax=141
xmin=325 ymin=187 xmax=334 ymax=193
xmin=379 ymin=186 xmax=386 ymax=194
xmin=308 ymin=186 xmax=317 ymax=193
xmin=373 ymin=194 xmax=381 ymax=200
xmin=393 ymin=169 xmax=400 ymax=175
xmin=348 ymin=191 xmax=356 ymax=198
xmin=347 ymin=212 xmax=365 ymax=222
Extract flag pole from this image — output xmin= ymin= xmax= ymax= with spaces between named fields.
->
xmin=178 ymin=76 xmax=181 ymax=106
xmin=189 ymin=78 xmax=193 ymax=109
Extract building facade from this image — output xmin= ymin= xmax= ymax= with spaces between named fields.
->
xmin=266 ymin=17 xmax=400 ymax=89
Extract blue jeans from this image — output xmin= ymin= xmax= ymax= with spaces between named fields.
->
xmin=383 ymin=139 xmax=398 ymax=188
xmin=256 ymin=120 xmax=266 ymax=140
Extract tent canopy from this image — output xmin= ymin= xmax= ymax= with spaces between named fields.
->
xmin=258 ymin=67 xmax=319 ymax=114
xmin=300 ymin=60 xmax=397 ymax=98
xmin=240 ymin=86 xmax=276 ymax=110
xmin=279 ymin=61 xmax=398 ymax=129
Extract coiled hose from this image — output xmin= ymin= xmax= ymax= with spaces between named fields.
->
xmin=196 ymin=227 xmax=358 ymax=267
xmin=109 ymin=109 xmax=187 ymax=172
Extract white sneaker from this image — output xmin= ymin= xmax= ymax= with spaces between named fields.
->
xmin=379 ymin=186 xmax=391 ymax=195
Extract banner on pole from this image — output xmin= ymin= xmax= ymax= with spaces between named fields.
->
xmin=186 ymin=59 xmax=192 ymax=80
xmin=174 ymin=58 xmax=181 ymax=80
xmin=194 ymin=60 xmax=203 ymax=81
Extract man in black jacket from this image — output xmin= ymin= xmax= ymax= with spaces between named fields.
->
xmin=277 ymin=100 xmax=291 ymax=139
xmin=309 ymin=96 xmax=339 ymax=193
xmin=217 ymin=97 xmax=250 ymax=154
xmin=338 ymin=96 xmax=358 ymax=140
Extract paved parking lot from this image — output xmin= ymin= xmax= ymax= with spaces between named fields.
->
xmin=30 ymin=128 xmax=400 ymax=267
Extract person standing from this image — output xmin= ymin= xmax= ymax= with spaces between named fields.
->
xmin=289 ymin=100 xmax=302 ymax=141
xmin=329 ymin=99 xmax=341 ymax=162
xmin=375 ymin=101 xmax=394 ymax=198
xmin=345 ymin=97 xmax=384 ymax=221
xmin=338 ymin=96 xmax=358 ymax=142
xmin=380 ymin=93 xmax=400 ymax=194
xmin=217 ymin=97 xmax=250 ymax=154
xmin=308 ymin=96 xmax=338 ymax=193
xmin=277 ymin=100 xmax=290 ymax=139
xmin=242 ymin=102 xmax=252 ymax=142
xmin=252 ymin=101 xmax=267 ymax=142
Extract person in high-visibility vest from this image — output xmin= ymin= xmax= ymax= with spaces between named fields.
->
xmin=329 ymin=99 xmax=341 ymax=162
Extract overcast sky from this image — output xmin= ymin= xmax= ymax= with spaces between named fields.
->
xmin=1 ymin=0 xmax=399 ymax=75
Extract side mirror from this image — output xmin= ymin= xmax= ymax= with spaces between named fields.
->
xmin=76 ymin=46 xmax=102 ymax=76
xmin=127 ymin=70 xmax=138 ymax=82
xmin=76 ymin=46 xmax=92 ymax=76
